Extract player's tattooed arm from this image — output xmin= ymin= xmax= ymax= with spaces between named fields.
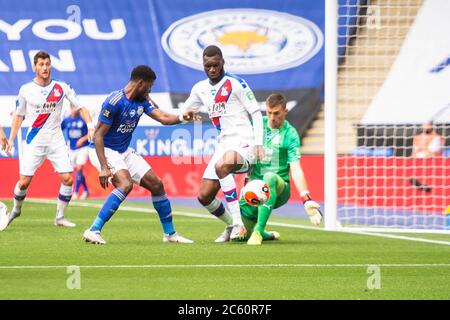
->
xmin=147 ymin=95 xmax=201 ymax=124
xmin=148 ymin=108 xmax=200 ymax=125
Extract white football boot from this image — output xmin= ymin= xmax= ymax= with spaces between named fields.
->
xmin=54 ymin=217 xmax=76 ymax=228
xmin=83 ymin=229 xmax=107 ymax=245
xmin=214 ymin=225 xmax=233 ymax=243
xmin=162 ymin=232 xmax=194 ymax=243
xmin=230 ymin=224 xmax=247 ymax=240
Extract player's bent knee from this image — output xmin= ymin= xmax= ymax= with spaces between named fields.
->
xmin=263 ymin=172 xmax=278 ymax=185
xmin=61 ymin=175 xmax=73 ymax=186
xmin=151 ymin=179 xmax=164 ymax=195
xmin=215 ymin=161 xmax=240 ymax=178
xmin=119 ymin=182 xmax=133 ymax=195
xmin=214 ymin=162 xmax=228 ymax=178
xmin=197 ymin=193 xmax=213 ymax=206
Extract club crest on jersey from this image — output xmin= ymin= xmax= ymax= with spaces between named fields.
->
xmin=214 ymin=79 xmax=232 ymax=103
xmin=137 ymin=106 xmax=144 ymax=116
xmin=161 ymin=9 xmax=323 ymax=74
xmin=46 ymin=84 xmax=64 ymax=103
xmin=129 ymin=109 xmax=136 ymax=118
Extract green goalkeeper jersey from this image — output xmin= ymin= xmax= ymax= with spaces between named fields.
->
xmin=249 ymin=117 xmax=301 ymax=183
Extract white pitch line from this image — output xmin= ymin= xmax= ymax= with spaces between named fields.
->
xmin=340 ymin=230 xmax=450 ymax=246
xmin=22 ymin=199 xmax=450 ymax=246
xmin=0 ymin=264 xmax=449 ymax=269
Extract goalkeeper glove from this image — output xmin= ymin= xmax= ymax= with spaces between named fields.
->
xmin=301 ymin=191 xmax=323 ymax=226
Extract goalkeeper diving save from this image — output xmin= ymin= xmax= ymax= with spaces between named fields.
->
xmin=238 ymin=93 xmax=322 ymax=245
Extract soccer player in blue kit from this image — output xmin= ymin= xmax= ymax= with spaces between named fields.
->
xmin=61 ymin=107 xmax=90 ymax=200
xmin=83 ymin=65 xmax=198 ymax=245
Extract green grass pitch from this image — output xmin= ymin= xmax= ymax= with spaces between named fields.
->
xmin=0 ymin=199 xmax=449 ymax=300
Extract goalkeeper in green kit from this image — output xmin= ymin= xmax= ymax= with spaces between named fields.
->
xmin=240 ymin=93 xmax=323 ymax=245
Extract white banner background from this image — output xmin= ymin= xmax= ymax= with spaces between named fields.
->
xmin=362 ymin=0 xmax=450 ymax=125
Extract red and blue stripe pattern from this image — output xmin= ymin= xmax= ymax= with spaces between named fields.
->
xmin=211 ymin=79 xmax=232 ymax=132
xmin=26 ymin=83 xmax=63 ymax=144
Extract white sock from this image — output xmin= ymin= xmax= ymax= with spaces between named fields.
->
xmin=13 ymin=182 xmax=27 ymax=214
xmin=56 ymin=184 xmax=73 ymax=219
xmin=218 ymin=175 xmax=243 ymax=225
xmin=204 ymin=198 xmax=233 ymax=225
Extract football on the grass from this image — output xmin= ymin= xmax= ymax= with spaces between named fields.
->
xmin=241 ymin=179 xmax=270 ymax=206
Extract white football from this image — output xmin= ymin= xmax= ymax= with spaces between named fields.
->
xmin=0 ymin=201 xmax=9 ymax=231
xmin=241 ymin=179 xmax=271 ymax=206
xmin=0 ymin=201 xmax=7 ymax=214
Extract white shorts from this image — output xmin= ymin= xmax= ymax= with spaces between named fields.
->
xmin=69 ymin=146 xmax=89 ymax=167
xmin=20 ymin=140 xmax=73 ymax=176
xmin=203 ymin=140 xmax=255 ymax=180
xmin=89 ymin=147 xmax=151 ymax=184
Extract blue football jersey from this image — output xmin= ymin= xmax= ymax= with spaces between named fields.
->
xmin=98 ymin=89 xmax=154 ymax=153
xmin=61 ymin=114 xmax=89 ymax=150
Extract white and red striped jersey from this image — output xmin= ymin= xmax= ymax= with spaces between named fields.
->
xmin=183 ymin=72 xmax=260 ymax=145
xmin=15 ymin=79 xmax=81 ymax=145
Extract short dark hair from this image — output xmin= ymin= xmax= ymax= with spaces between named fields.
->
xmin=266 ymin=93 xmax=287 ymax=109
xmin=130 ymin=65 xmax=156 ymax=82
xmin=33 ymin=50 xmax=50 ymax=65
xmin=203 ymin=45 xmax=223 ymax=58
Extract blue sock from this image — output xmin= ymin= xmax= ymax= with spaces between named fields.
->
xmin=79 ymin=170 xmax=88 ymax=192
xmin=152 ymin=194 xmax=175 ymax=235
xmin=75 ymin=171 xmax=82 ymax=193
xmin=90 ymin=188 xmax=126 ymax=232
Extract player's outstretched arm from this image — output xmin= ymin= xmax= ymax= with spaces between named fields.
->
xmin=148 ymin=109 xmax=201 ymax=125
xmin=93 ymin=121 xmax=112 ymax=189
xmin=6 ymin=115 xmax=24 ymax=155
xmin=290 ymin=161 xmax=322 ymax=226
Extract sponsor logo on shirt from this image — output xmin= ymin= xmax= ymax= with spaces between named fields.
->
xmin=117 ymin=122 xmax=136 ymax=133
xmin=209 ymin=102 xmax=226 ymax=117
xmin=37 ymin=102 xmax=57 ymax=114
